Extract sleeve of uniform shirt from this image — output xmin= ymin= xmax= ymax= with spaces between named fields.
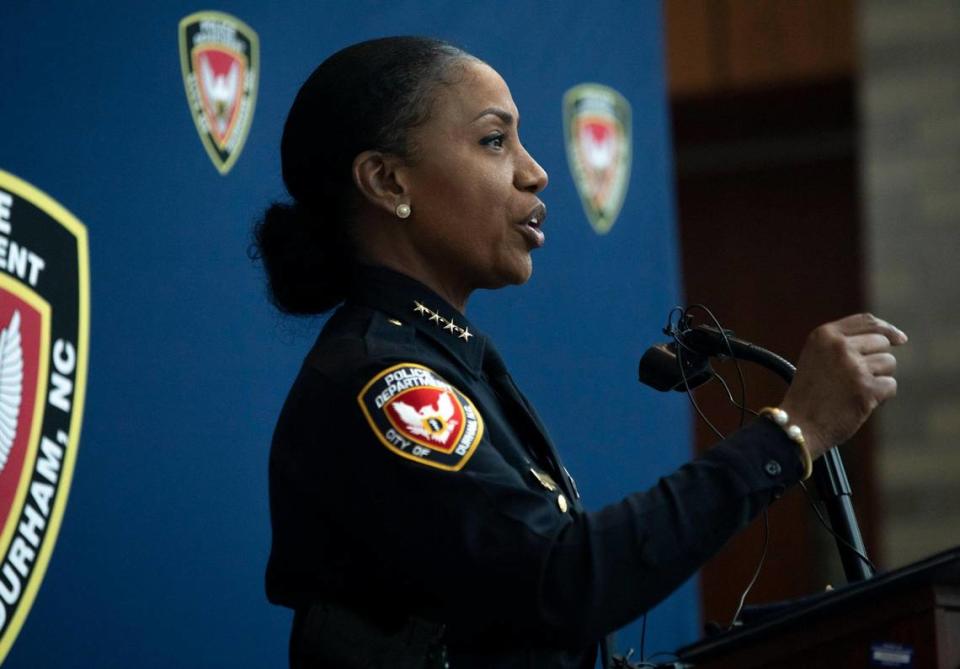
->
xmin=295 ymin=366 xmax=804 ymax=649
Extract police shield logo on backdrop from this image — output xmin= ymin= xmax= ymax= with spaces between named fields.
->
xmin=178 ymin=11 xmax=259 ymax=175
xmin=0 ymin=171 xmax=88 ymax=663
xmin=563 ymin=84 xmax=632 ymax=235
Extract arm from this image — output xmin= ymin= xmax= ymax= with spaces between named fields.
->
xmin=297 ymin=368 xmax=800 ymax=649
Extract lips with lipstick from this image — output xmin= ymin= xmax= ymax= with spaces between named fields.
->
xmin=517 ymin=203 xmax=547 ymax=248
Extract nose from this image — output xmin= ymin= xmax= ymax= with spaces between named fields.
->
xmin=515 ymin=145 xmax=549 ymax=194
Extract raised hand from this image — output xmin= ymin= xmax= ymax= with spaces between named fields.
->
xmin=779 ymin=313 xmax=907 ymax=459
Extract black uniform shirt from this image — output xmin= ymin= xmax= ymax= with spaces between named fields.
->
xmin=266 ymin=265 xmax=804 ymax=668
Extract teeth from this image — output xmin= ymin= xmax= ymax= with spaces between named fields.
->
xmin=529 ymin=217 xmax=538 ymax=226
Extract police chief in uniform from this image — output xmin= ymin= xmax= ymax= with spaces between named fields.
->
xmin=256 ymin=37 xmax=905 ymax=669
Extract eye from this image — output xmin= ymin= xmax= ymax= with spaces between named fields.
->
xmin=480 ymin=132 xmax=505 ymax=150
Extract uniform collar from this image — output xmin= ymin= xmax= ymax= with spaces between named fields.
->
xmin=348 ymin=265 xmax=487 ymax=373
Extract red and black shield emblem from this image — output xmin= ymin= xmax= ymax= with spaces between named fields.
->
xmin=563 ymin=83 xmax=633 ymax=235
xmin=359 ymin=364 xmax=484 ymax=471
xmin=0 ymin=170 xmax=88 ymax=662
xmin=178 ymin=11 xmax=260 ymax=175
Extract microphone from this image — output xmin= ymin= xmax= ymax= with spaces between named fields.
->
xmin=639 ymin=323 xmax=798 ymax=392
xmin=638 ymin=322 xmax=741 ymax=393
xmin=637 ymin=314 xmax=875 ymax=584
xmin=638 ymin=342 xmax=712 ymax=392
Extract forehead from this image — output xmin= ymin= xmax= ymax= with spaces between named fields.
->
xmin=432 ymin=61 xmax=518 ymax=123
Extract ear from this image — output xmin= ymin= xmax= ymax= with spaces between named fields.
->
xmin=352 ymin=150 xmax=409 ymax=215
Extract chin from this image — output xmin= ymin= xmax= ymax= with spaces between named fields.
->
xmin=480 ymin=263 xmax=533 ymax=291
xmin=504 ymin=255 xmax=534 ymax=286
xmin=516 ymin=260 xmax=534 ymax=284
xmin=477 ymin=252 xmax=535 ymax=290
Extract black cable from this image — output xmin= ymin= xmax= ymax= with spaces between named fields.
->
xmin=684 ymin=304 xmax=749 ymax=428
xmin=695 ymin=309 xmax=878 ymax=606
xmin=618 ymin=649 xmax=682 ymax=668
xmin=702 ymin=306 xmax=878 ymax=607
xmin=798 ymin=480 xmax=879 ymax=574
xmin=664 ymin=306 xmax=685 ymax=337
xmin=701 ymin=307 xmax=876 ymax=575
xmin=676 ymin=339 xmax=725 ymax=440
xmin=612 ymin=311 xmax=729 ymax=669
xmin=710 ymin=368 xmax=758 ymax=419
xmin=639 ymin=305 xmax=837 ymax=661
xmin=666 ymin=305 xmax=879 ymax=645
xmin=673 ymin=307 xmax=769 ymax=630
xmin=644 ymin=651 xmax=682 ymax=665
xmin=639 ymin=612 xmax=647 ymax=662
xmin=729 ymin=509 xmax=769 ymax=627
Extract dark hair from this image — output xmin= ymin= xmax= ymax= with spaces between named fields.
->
xmin=253 ymin=36 xmax=473 ymax=314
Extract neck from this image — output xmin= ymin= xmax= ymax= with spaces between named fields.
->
xmin=356 ymin=215 xmax=472 ymax=313
xmin=367 ymin=256 xmax=471 ymax=313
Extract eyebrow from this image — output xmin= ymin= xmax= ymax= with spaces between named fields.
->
xmin=473 ymin=107 xmax=516 ymax=125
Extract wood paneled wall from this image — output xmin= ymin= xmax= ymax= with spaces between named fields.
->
xmin=665 ymin=0 xmax=856 ymax=98
xmin=664 ymin=0 xmax=870 ymax=633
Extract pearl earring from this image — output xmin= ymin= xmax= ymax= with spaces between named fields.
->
xmin=395 ymin=203 xmax=411 ymax=219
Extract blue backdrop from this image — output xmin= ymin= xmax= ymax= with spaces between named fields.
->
xmin=0 ymin=1 xmax=692 ymax=665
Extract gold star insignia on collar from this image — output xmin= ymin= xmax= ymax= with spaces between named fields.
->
xmin=411 ymin=301 xmax=474 ymax=344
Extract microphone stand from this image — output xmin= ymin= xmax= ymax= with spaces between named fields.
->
xmin=680 ymin=326 xmax=874 ymax=583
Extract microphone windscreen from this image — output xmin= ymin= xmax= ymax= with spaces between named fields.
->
xmin=639 ymin=344 xmax=683 ymax=391
xmin=638 ymin=343 xmax=713 ymax=392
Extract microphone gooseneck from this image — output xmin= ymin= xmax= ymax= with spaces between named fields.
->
xmin=638 ymin=318 xmax=875 ymax=584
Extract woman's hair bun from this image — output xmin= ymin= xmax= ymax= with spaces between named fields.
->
xmin=253 ymin=202 xmax=352 ymax=315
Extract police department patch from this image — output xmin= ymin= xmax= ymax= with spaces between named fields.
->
xmin=178 ymin=11 xmax=259 ymax=175
xmin=0 ymin=170 xmax=88 ymax=663
xmin=358 ymin=364 xmax=484 ymax=471
xmin=563 ymin=83 xmax=632 ymax=235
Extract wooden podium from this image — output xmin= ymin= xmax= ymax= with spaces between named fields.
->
xmin=676 ymin=546 xmax=960 ymax=668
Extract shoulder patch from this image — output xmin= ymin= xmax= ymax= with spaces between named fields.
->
xmin=357 ymin=363 xmax=484 ymax=471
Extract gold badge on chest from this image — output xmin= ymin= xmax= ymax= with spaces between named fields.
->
xmin=530 ymin=468 xmax=569 ymax=513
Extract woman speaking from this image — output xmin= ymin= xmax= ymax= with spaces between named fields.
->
xmin=255 ymin=37 xmax=905 ymax=669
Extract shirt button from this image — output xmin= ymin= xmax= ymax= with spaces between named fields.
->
xmin=557 ymin=494 xmax=569 ymax=513
xmin=764 ymin=460 xmax=782 ymax=477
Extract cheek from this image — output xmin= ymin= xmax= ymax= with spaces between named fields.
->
xmin=434 ymin=174 xmax=502 ymax=234
xmin=418 ymin=162 xmax=485 ymax=212
xmin=466 ymin=168 xmax=515 ymax=225
xmin=409 ymin=156 xmax=514 ymax=251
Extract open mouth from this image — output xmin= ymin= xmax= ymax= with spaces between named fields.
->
xmin=518 ymin=203 xmax=547 ymax=248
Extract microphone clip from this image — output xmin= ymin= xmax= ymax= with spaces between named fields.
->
xmin=640 ymin=313 xmax=736 ymax=393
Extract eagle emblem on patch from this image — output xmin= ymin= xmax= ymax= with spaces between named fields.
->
xmin=178 ymin=11 xmax=259 ymax=175
xmin=0 ymin=170 xmax=88 ymax=663
xmin=358 ymin=364 xmax=483 ymax=471
xmin=563 ymin=83 xmax=632 ymax=235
